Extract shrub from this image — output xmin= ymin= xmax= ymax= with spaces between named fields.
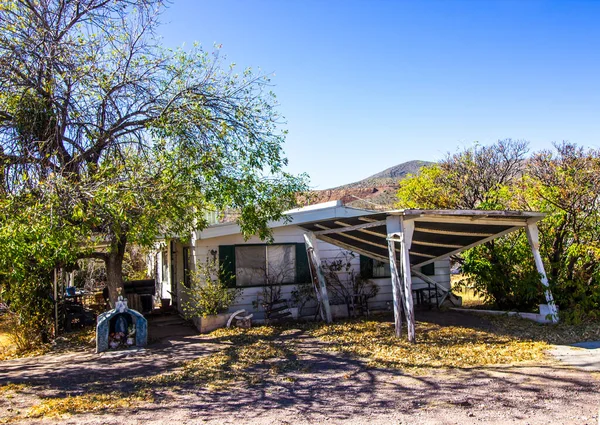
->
xmin=181 ymin=261 xmax=241 ymax=318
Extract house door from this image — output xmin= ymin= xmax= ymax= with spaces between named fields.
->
xmin=170 ymin=240 xmax=177 ymax=308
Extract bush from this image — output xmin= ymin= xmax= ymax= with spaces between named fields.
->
xmin=322 ymin=252 xmax=378 ymax=316
xmin=457 ymin=233 xmax=542 ymax=311
xmin=1 ymin=272 xmax=55 ymax=350
xmin=181 ymin=261 xmax=241 ymax=318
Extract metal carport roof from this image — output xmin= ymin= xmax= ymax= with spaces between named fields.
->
xmin=299 ymin=209 xmax=545 ymax=266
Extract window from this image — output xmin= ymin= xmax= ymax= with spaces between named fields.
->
xmin=372 ymin=260 xmax=391 ymax=278
xmin=235 ymin=245 xmax=296 ymax=286
xmin=219 ymin=244 xmax=311 ymax=287
xmin=360 ymin=255 xmax=434 ymax=278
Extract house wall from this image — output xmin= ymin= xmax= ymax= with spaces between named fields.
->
xmin=169 ymin=224 xmax=451 ymax=321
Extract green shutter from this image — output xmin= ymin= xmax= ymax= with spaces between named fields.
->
xmin=219 ymin=245 xmax=236 ymax=287
xmin=421 ymin=262 xmax=435 ymax=276
xmin=360 ymin=254 xmax=373 ymax=278
xmin=295 ymin=243 xmax=311 ymax=283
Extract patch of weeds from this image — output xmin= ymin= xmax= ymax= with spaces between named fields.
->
xmin=25 ymin=389 xmax=154 ymax=419
xmin=308 ymin=319 xmax=548 ymax=371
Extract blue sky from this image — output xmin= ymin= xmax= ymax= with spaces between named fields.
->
xmin=158 ymin=0 xmax=600 ymax=189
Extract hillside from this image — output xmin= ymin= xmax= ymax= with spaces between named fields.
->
xmin=309 ymin=160 xmax=432 ymax=210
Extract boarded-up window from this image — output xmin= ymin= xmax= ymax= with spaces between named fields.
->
xmin=235 ymin=245 xmax=296 ymax=287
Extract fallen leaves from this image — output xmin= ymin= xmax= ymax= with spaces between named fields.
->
xmin=308 ymin=318 xmax=548 ymax=371
xmin=26 ymin=390 xmax=153 ymax=419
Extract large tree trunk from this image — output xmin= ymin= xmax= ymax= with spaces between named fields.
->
xmin=104 ymin=235 xmax=127 ymax=306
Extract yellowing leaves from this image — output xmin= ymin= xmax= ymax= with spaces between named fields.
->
xmin=308 ymin=318 xmax=549 ymax=372
xmin=26 ymin=391 xmax=153 ymax=419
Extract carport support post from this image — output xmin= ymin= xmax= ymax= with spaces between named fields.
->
xmin=525 ymin=221 xmax=559 ymax=323
xmin=386 ymin=216 xmax=404 ymax=338
xmin=400 ymin=218 xmax=416 ymax=343
xmin=304 ymin=232 xmax=333 ymax=324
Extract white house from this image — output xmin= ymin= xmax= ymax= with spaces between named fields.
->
xmin=150 ymin=201 xmax=557 ymax=341
xmin=152 ymin=201 xmax=450 ymax=320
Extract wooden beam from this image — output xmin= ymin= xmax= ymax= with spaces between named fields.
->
xmin=358 ymin=217 xmax=380 ymax=223
xmin=386 ymin=216 xmax=404 ymax=338
xmin=412 ymin=240 xmax=463 ymax=249
xmin=413 ymin=216 xmax=530 ymax=227
xmin=400 ymin=218 xmax=416 ymax=343
xmin=525 ymin=222 xmax=559 ymax=323
xmin=409 ymin=251 xmax=437 ymax=259
xmin=312 ymin=220 xmax=387 ymax=235
xmin=315 ymin=234 xmax=389 ymax=262
xmin=315 ymin=224 xmax=390 ymax=251
xmin=399 ymin=209 xmax=545 ymax=219
xmin=412 ymin=226 xmax=523 ymax=268
xmin=304 ymin=232 xmax=333 ymax=323
xmin=356 ymin=228 xmax=387 ymax=238
xmin=415 ymin=227 xmax=495 ymax=237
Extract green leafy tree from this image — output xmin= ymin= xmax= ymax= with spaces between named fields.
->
xmin=0 ymin=0 xmax=307 ymax=325
xmin=397 ymin=139 xmax=540 ymax=310
xmin=398 ymin=140 xmax=600 ymax=319
xmin=523 ymin=143 xmax=600 ymax=321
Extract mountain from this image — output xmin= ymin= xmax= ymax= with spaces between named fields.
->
xmin=308 ymin=160 xmax=432 ymax=210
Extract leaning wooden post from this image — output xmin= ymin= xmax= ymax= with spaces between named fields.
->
xmin=400 ymin=218 xmax=416 ymax=343
xmin=386 ymin=216 xmax=404 ymax=338
xmin=525 ymin=221 xmax=559 ymax=323
xmin=304 ymin=232 xmax=333 ymax=323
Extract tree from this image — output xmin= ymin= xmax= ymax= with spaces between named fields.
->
xmin=397 ymin=140 xmax=600 ymax=319
xmin=0 ymin=0 xmax=307 ymax=309
xmin=397 ymin=139 xmax=528 ymax=210
xmin=523 ymin=143 xmax=600 ymax=320
xmin=397 ymin=139 xmax=540 ymax=309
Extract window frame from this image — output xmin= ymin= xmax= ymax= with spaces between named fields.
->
xmin=220 ymin=243 xmax=311 ymax=288
xmin=360 ymin=255 xmax=435 ymax=279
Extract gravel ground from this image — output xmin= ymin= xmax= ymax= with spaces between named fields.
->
xmin=1 ymin=314 xmax=599 ymax=425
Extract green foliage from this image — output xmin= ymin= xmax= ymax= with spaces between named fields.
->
xmin=397 ymin=140 xmax=600 ymax=320
xmin=181 ymin=261 xmax=241 ymax=318
xmin=397 ymin=139 xmax=527 ymax=210
xmin=457 ymin=232 xmax=541 ymax=311
xmin=396 ymin=165 xmax=456 ymax=209
xmin=0 ymin=0 xmax=307 ymax=340
xmin=523 ymin=143 xmax=600 ymax=322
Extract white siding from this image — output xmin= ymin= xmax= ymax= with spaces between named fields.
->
xmin=171 ymin=224 xmax=451 ymax=321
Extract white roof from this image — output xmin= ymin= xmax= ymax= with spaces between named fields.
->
xmin=196 ymin=201 xmax=380 ymax=240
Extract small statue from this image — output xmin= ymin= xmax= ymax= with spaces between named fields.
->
xmin=114 ymin=314 xmax=128 ymax=335
xmin=115 ymin=288 xmax=128 ymax=313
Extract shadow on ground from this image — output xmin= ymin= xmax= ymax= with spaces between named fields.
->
xmin=0 ymin=311 xmax=598 ymax=424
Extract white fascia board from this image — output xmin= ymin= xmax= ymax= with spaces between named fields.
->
xmin=196 ymin=204 xmax=379 ymax=241
xmin=389 ymin=209 xmax=545 ymax=221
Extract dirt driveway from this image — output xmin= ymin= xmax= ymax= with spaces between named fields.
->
xmin=1 ymin=313 xmax=599 ymax=425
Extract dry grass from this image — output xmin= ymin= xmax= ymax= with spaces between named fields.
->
xmin=308 ymin=319 xmax=548 ymax=371
xmin=0 ymin=383 xmax=29 ymax=396
xmin=486 ymin=314 xmax=600 ymax=345
xmin=0 ymin=316 xmax=95 ymax=361
xmin=3 ymin=313 xmax=599 ymax=420
xmin=0 ymin=315 xmax=15 ymax=360
xmin=26 ymin=390 xmax=154 ymax=419
xmin=142 ymin=326 xmax=301 ymax=390
xmin=451 ymin=274 xmax=488 ymax=308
